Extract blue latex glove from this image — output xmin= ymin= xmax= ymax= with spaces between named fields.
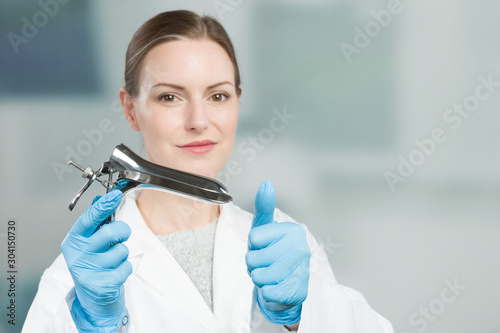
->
xmin=245 ymin=181 xmax=311 ymax=326
xmin=61 ymin=190 xmax=133 ymax=332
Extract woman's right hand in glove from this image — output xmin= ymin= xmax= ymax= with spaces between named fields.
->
xmin=61 ymin=190 xmax=133 ymax=332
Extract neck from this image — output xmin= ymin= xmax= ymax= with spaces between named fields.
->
xmin=136 ymin=189 xmax=220 ymax=235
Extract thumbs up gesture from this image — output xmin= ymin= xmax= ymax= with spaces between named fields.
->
xmin=245 ymin=181 xmax=311 ymax=326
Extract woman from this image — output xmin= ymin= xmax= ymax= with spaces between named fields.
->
xmin=23 ymin=10 xmax=393 ymax=332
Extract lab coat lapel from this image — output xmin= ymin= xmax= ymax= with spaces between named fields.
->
xmin=212 ymin=203 xmax=254 ymax=325
xmin=117 ymin=194 xmax=219 ymax=331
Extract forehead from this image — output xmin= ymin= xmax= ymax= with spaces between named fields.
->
xmin=140 ymin=39 xmax=235 ymax=88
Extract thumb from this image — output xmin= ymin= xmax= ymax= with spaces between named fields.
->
xmin=72 ymin=190 xmax=123 ymax=237
xmin=252 ymin=181 xmax=276 ymax=229
xmin=92 ymin=195 xmax=102 ymax=205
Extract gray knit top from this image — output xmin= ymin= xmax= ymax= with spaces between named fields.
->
xmin=155 ymin=217 xmax=218 ymax=310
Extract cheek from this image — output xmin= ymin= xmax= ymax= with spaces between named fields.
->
xmin=220 ymin=110 xmax=239 ymax=138
xmin=137 ymin=107 xmax=180 ymax=140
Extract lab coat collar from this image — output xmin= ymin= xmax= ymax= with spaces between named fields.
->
xmin=115 ymin=192 xmax=251 ymax=331
xmin=212 ymin=200 xmax=253 ymax=321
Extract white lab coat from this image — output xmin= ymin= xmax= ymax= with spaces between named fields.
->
xmin=23 ymin=193 xmax=393 ymax=332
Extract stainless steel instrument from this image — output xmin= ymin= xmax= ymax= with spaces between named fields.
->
xmin=68 ymin=143 xmax=232 ymax=211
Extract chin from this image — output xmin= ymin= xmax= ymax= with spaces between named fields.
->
xmin=190 ymin=168 xmax=218 ymax=179
xmin=147 ymin=152 xmax=221 ymax=178
xmin=173 ymin=163 xmax=217 ymax=179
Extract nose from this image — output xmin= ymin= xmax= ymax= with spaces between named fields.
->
xmin=185 ymin=100 xmax=209 ymax=132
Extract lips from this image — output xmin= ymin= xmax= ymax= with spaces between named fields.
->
xmin=178 ymin=140 xmax=216 ymax=154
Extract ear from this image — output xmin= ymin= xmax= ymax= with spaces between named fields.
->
xmin=119 ymin=87 xmax=141 ymax=131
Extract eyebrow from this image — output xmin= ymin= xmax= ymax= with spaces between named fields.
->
xmin=152 ymin=81 xmax=234 ymax=90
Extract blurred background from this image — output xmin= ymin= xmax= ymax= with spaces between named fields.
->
xmin=1 ymin=0 xmax=499 ymax=332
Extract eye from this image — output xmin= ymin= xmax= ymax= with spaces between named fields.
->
xmin=159 ymin=94 xmax=178 ymax=103
xmin=211 ymin=93 xmax=228 ymax=102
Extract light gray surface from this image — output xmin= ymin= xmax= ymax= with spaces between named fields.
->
xmin=1 ymin=1 xmax=499 ymax=332
xmin=156 ymin=218 xmax=218 ymax=310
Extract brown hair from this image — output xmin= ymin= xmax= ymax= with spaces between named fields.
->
xmin=124 ymin=10 xmax=241 ymax=98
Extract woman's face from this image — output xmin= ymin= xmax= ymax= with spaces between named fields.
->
xmin=121 ymin=39 xmax=240 ymax=179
